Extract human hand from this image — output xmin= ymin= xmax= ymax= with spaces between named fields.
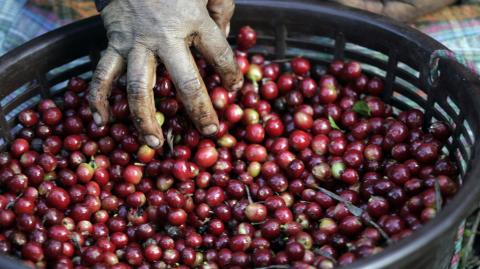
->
xmin=88 ymin=0 xmax=243 ymax=148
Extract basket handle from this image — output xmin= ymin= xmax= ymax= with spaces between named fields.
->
xmin=429 ymin=49 xmax=478 ymax=87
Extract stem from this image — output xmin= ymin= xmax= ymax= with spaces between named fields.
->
xmin=252 ymin=80 xmax=259 ymax=91
xmin=166 ymin=128 xmax=174 ymax=153
xmin=268 ymin=58 xmax=294 ymax=63
xmin=245 ymin=185 xmax=253 ymax=204
xmin=362 ymin=214 xmax=392 ymax=245
xmin=313 ymin=248 xmax=337 ymax=263
xmin=434 ymin=179 xmax=443 ymax=211
xmin=314 ymin=185 xmax=392 ymax=244
xmin=71 ymin=236 xmax=82 ymax=254
xmin=6 ymin=193 xmax=23 ymax=209
xmin=255 ymin=266 xmax=290 ymax=269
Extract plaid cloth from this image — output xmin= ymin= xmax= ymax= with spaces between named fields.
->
xmin=1 ymin=0 xmax=479 ymax=66
xmin=0 ymin=0 xmax=97 ymax=55
xmin=414 ymin=4 xmax=480 ymax=71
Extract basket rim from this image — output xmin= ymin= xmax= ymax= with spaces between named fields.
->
xmin=0 ymin=1 xmax=480 ymax=269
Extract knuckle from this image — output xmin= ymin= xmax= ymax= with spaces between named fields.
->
xmin=87 ymin=88 xmax=107 ymax=107
xmin=190 ymin=101 xmax=216 ymax=124
xmin=179 ymin=78 xmax=202 ymax=96
xmin=108 ymin=36 xmax=131 ymax=56
xmin=127 ymin=79 xmax=149 ymax=95
xmin=215 ymin=46 xmax=234 ymax=70
xmin=86 ymin=90 xmax=97 ymax=104
xmin=136 ymin=116 xmax=156 ymax=132
xmin=133 ymin=116 xmax=146 ymax=129
xmin=92 ymin=67 xmax=110 ymax=84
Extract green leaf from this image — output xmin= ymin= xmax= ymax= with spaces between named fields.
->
xmin=328 ymin=115 xmax=342 ymax=131
xmin=353 ymin=100 xmax=371 ymax=117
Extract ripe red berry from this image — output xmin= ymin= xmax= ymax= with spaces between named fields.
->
xmin=293 ymin=111 xmax=313 ymax=130
xmin=76 ymin=163 xmax=94 ymax=183
xmin=245 ymin=144 xmax=267 ymax=163
xmin=43 ymin=107 xmax=63 ymax=126
xmin=236 ymin=55 xmax=250 ymax=74
xmin=19 ymin=109 xmax=39 ymax=127
xmin=172 ymin=160 xmax=198 ymax=181
xmin=68 ymin=77 xmax=87 ymax=92
xmin=342 ymin=61 xmax=362 ymax=80
xmin=46 ymin=187 xmax=71 ymax=210
xmin=168 ymin=208 xmax=187 ymax=226
xmin=194 ymin=146 xmax=218 ymax=168
xmin=206 ymin=186 xmax=225 ymax=207
xmin=225 ymin=104 xmax=244 ymax=123
xmin=245 ymin=203 xmax=267 ymax=222
xmin=291 ymin=57 xmax=311 ymax=76
xmin=260 ymin=81 xmax=279 ymax=100
xmin=237 ymin=26 xmax=257 ymax=50
xmin=246 ymin=123 xmax=265 ymax=143
xmin=11 ymin=138 xmax=29 ymax=158
xmin=137 ymin=144 xmax=155 ymax=163
xmin=22 ymin=242 xmax=44 ymax=262
xmin=289 ymin=130 xmax=312 ymax=151
xmin=211 ymin=87 xmax=230 ymax=110
xmin=123 ymin=165 xmax=143 ymax=184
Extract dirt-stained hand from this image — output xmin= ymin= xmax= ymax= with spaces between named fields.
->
xmin=88 ymin=0 xmax=243 ymax=148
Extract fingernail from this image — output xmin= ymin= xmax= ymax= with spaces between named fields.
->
xmin=145 ymin=135 xmax=160 ymax=148
xmin=202 ymin=124 xmax=218 ymax=136
xmin=93 ymin=112 xmax=103 ymax=126
xmin=232 ymin=79 xmax=244 ymax=92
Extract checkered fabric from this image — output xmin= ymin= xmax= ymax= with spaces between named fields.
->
xmin=0 ymin=0 xmax=97 ymax=55
xmin=414 ymin=4 xmax=480 ymax=71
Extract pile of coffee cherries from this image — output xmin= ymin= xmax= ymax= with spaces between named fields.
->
xmin=0 ymin=26 xmax=459 ymax=269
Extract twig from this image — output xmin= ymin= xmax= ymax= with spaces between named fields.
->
xmin=166 ymin=129 xmax=174 ymax=153
xmin=255 ymin=266 xmax=290 ymax=269
xmin=269 ymin=58 xmax=294 ymax=63
xmin=245 ymin=185 xmax=253 ymax=204
xmin=314 ymin=185 xmax=392 ymax=244
xmin=313 ymin=248 xmax=337 ymax=263
xmin=434 ymin=179 xmax=443 ymax=211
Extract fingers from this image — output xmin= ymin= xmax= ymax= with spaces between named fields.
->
xmin=207 ymin=0 xmax=235 ymax=36
xmin=88 ymin=47 xmax=124 ymax=126
xmin=195 ymin=18 xmax=243 ymax=92
xmin=159 ymin=43 xmax=219 ymax=136
xmin=126 ymin=45 xmax=164 ymax=148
